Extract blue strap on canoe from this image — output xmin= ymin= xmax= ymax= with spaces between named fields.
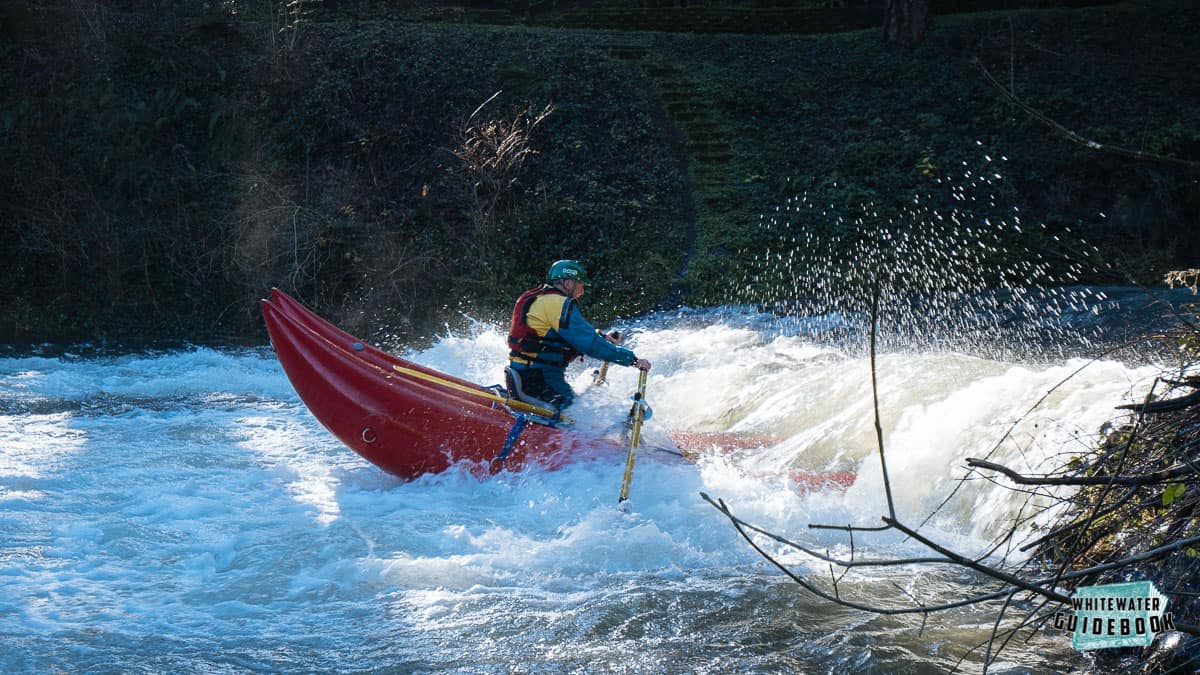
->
xmin=493 ymin=414 xmax=529 ymax=468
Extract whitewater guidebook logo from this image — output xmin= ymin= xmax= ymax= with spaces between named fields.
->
xmin=1051 ymin=581 xmax=1174 ymax=650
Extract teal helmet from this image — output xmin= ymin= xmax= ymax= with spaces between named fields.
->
xmin=547 ymin=260 xmax=590 ymax=285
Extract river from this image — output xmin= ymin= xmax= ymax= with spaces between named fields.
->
xmin=0 ymin=288 xmax=1188 ymax=672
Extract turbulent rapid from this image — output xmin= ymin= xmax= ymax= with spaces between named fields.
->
xmin=1 ymin=292 xmax=1183 ymax=672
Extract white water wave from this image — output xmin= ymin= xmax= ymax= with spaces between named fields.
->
xmin=1 ymin=313 xmax=1158 ymax=671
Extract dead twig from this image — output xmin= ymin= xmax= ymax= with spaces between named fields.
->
xmin=966 ymin=458 xmax=1199 ymax=486
xmin=973 ymin=59 xmax=1200 ymax=170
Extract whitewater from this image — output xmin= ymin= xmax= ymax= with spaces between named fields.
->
xmin=0 ymin=295 xmax=1178 ymax=672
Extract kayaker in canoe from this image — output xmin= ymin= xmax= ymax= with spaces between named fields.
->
xmin=506 ymin=260 xmax=651 ymax=410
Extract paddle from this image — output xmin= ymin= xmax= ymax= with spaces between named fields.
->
xmin=617 ymin=368 xmax=650 ymax=505
xmin=592 ymin=330 xmax=621 ymax=386
xmin=592 ymin=362 xmax=610 ymax=386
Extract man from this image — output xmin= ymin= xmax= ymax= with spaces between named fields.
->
xmin=506 ymin=260 xmax=651 ymax=410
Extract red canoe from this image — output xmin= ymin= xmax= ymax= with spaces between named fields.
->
xmin=262 ymin=289 xmax=855 ymax=490
xmin=262 ymin=288 xmax=616 ymax=477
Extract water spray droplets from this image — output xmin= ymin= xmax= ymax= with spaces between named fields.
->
xmin=741 ymin=145 xmax=1104 ymax=358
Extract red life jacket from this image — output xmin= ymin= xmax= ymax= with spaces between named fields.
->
xmin=507 ymin=285 xmax=581 ymax=365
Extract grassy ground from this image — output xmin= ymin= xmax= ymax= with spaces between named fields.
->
xmin=1 ymin=0 xmax=1197 ymax=343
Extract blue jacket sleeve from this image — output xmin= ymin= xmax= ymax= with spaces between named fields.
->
xmin=556 ymin=301 xmax=636 ymax=366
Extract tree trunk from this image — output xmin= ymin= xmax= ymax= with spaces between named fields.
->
xmin=883 ymin=0 xmax=929 ymax=48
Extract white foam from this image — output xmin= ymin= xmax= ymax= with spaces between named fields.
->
xmin=0 ymin=413 xmax=87 ymax=479
xmin=0 ymin=348 xmax=295 ymax=402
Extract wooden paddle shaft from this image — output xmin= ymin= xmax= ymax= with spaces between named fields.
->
xmin=618 ymin=368 xmax=649 ymax=503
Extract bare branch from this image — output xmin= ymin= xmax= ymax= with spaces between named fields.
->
xmin=1041 ymin=532 xmax=1200 ymax=589
xmin=808 ymin=522 xmax=891 ymax=533
xmin=1117 ymin=389 xmax=1200 ymax=413
xmin=702 ymin=493 xmax=943 ymax=569
xmin=870 ymin=284 xmax=898 ymax=521
xmin=1016 ymin=485 xmax=1140 ymax=552
xmin=983 ymin=590 xmax=1021 ymax=673
xmin=966 ymin=457 xmax=1199 ymax=486
xmin=973 ymin=58 xmax=1200 ymax=170
xmin=883 ymin=517 xmax=1073 ymax=604
xmin=703 ymin=494 xmax=1027 ymax=615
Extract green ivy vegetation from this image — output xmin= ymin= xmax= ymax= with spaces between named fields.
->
xmin=1 ymin=0 xmax=1197 ymax=344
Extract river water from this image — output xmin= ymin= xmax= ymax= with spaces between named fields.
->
xmin=0 ymin=289 xmax=1187 ymax=672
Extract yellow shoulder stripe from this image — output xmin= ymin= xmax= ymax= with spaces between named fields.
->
xmin=525 ymin=294 xmax=568 ymax=335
